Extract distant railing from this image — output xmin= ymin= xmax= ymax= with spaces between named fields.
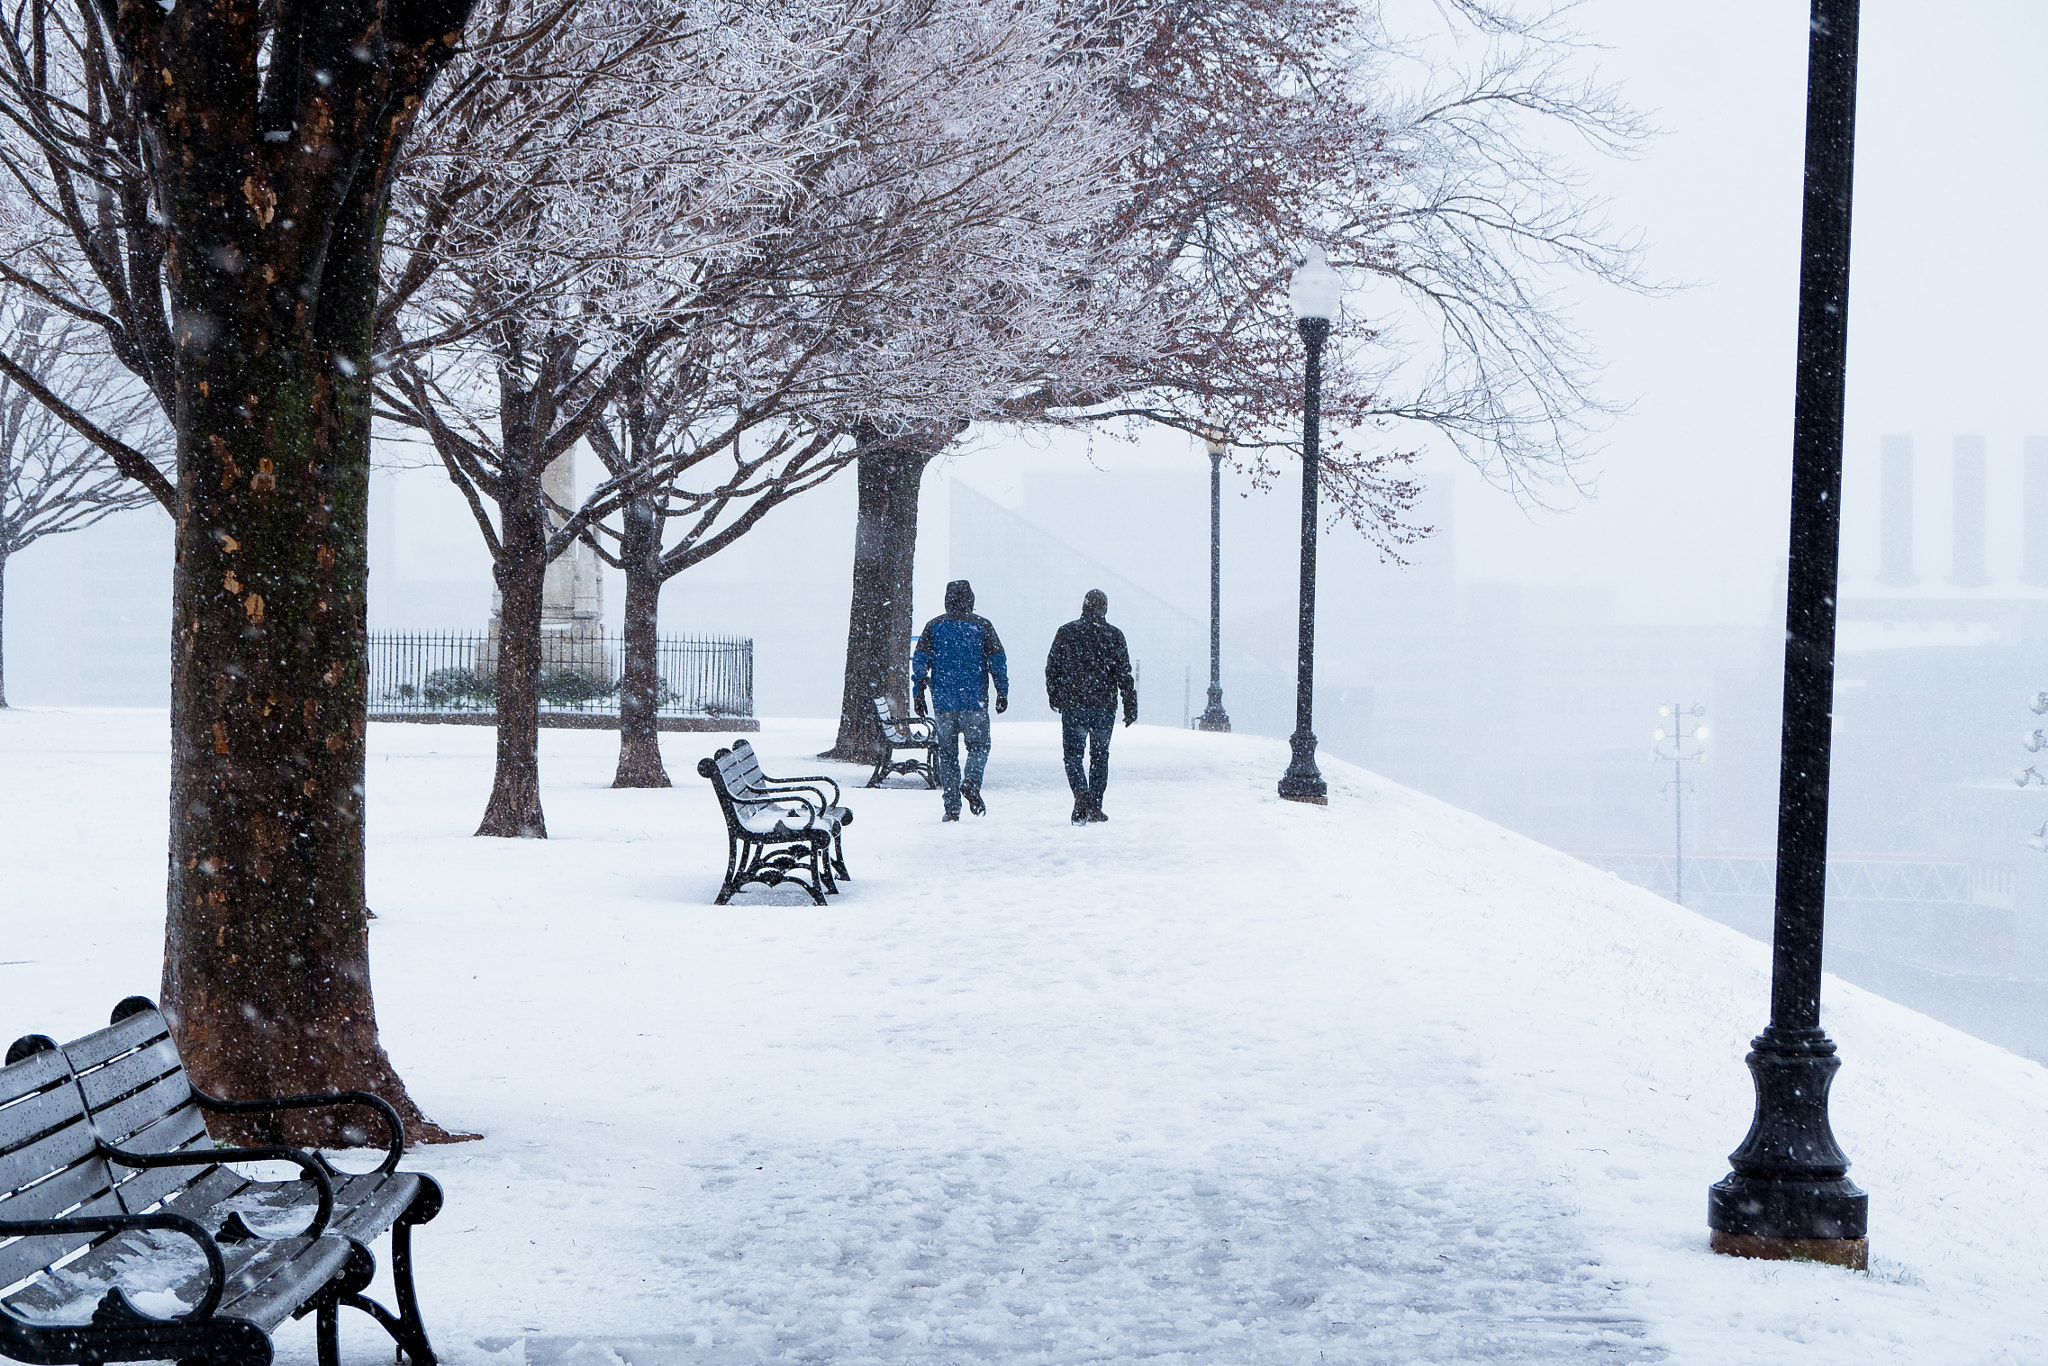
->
xmin=366 ymin=631 xmax=753 ymax=719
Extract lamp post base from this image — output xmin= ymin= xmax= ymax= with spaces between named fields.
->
xmin=1278 ymin=732 xmax=1326 ymax=804
xmin=1196 ymin=685 xmax=1231 ymax=733
xmin=1708 ymin=1025 xmax=1868 ymax=1264
xmin=1708 ymin=1231 xmax=1868 ymax=1270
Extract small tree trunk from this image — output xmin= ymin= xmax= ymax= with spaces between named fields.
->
xmin=822 ymin=445 xmax=931 ymax=760
xmin=612 ymin=495 xmax=669 ymax=788
xmin=478 ymin=482 xmax=549 ymax=836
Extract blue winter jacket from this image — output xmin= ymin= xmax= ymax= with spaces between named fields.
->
xmin=913 ymin=580 xmax=1008 ymax=713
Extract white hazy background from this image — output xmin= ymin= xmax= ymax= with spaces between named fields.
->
xmin=7 ymin=2 xmax=2047 ymax=1052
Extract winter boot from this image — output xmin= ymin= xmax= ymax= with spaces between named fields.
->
xmin=963 ymin=782 xmax=986 ymax=817
xmin=1087 ymin=803 xmax=1109 ymax=823
xmin=1070 ymin=794 xmax=1091 ymax=825
xmin=942 ymin=809 xmax=961 ymax=822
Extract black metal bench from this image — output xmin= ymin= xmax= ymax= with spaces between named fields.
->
xmin=699 ymin=740 xmax=853 ymax=905
xmin=867 ymin=696 xmax=937 ymax=789
xmin=1 ymin=998 xmax=441 ymax=1366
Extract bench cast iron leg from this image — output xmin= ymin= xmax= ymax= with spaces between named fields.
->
xmin=389 ymin=1220 xmax=438 ymax=1366
xmin=336 ymin=1222 xmax=437 ymax=1366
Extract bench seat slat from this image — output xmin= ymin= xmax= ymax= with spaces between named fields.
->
xmin=155 ymin=1170 xmax=420 ymax=1245
xmin=3 ymin=1225 xmax=352 ymax=1334
xmin=216 ymin=1233 xmax=357 ymax=1331
xmin=72 ymin=1038 xmax=184 ymax=1113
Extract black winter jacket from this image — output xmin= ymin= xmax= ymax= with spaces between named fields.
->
xmin=1045 ymin=612 xmax=1137 ymax=716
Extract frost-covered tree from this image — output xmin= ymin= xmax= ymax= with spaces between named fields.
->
xmin=0 ymin=0 xmax=478 ymax=1143
xmin=819 ymin=0 xmax=1652 ymax=758
xmin=576 ymin=0 xmax=1149 ymax=788
xmin=0 ymin=300 xmax=163 ymax=706
xmin=372 ymin=0 xmax=884 ymax=832
xmin=385 ymin=0 xmax=1148 ymax=801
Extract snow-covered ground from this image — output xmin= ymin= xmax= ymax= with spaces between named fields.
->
xmin=3 ymin=708 xmax=2046 ymax=1365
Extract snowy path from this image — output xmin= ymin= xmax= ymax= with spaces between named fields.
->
xmin=5 ymin=711 xmax=2047 ymax=1364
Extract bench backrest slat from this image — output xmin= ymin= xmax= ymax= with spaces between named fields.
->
xmin=102 ymin=1107 xmax=215 ymax=1216
xmin=713 ymin=749 xmax=777 ymax=821
xmin=83 ymin=1070 xmax=195 ymax=1154
xmin=0 ymin=1050 xmax=117 ymax=1292
xmin=72 ymin=1035 xmax=183 ymax=1115
xmin=0 ymin=1075 xmax=78 ymax=1162
xmin=873 ymin=696 xmax=896 ymax=722
xmin=0 ymin=1051 xmax=67 ymax=1111
xmin=56 ymin=1008 xmax=218 ymax=1217
xmin=61 ymin=1012 xmax=165 ymax=1075
xmin=0 ymin=1182 xmax=124 ymax=1292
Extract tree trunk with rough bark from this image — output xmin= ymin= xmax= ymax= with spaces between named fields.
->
xmin=612 ymin=494 xmax=669 ymax=787
xmin=478 ymin=475 xmax=550 ymax=835
xmin=823 ymin=444 xmax=932 ymax=761
xmin=139 ymin=0 xmax=475 ymax=1146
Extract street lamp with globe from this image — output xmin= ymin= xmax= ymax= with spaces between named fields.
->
xmin=1278 ymin=246 xmax=1343 ymax=804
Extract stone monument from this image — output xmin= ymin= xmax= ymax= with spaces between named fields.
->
xmin=481 ymin=446 xmax=612 ymax=685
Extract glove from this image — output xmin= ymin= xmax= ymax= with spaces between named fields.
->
xmin=914 ymin=689 xmax=929 ymax=718
xmin=1123 ymin=710 xmax=1135 ymax=728
xmin=995 ymin=694 xmax=1009 ymax=715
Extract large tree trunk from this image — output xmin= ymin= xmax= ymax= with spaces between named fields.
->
xmin=478 ymin=480 xmax=549 ymax=836
xmin=822 ymin=444 xmax=932 ymax=760
xmin=155 ymin=5 xmax=473 ymax=1143
xmin=612 ymin=494 xmax=669 ymax=787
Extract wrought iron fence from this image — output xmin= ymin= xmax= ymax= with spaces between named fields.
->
xmin=367 ymin=631 xmax=752 ymax=718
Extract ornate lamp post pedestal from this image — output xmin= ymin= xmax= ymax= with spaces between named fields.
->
xmin=1709 ymin=1027 xmax=1866 ymax=1262
xmin=1196 ymin=437 xmax=1232 ymax=732
xmin=1707 ymin=0 xmax=1867 ymax=1272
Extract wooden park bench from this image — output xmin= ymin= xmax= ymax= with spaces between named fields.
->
xmin=0 ymin=997 xmax=441 ymax=1366
xmin=699 ymin=739 xmax=853 ymax=905
xmin=867 ymin=696 xmax=937 ymax=789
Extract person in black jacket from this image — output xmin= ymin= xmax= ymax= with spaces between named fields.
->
xmin=1044 ymin=589 xmax=1137 ymax=824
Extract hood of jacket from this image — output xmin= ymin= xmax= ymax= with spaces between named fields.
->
xmin=945 ymin=579 xmax=976 ymax=613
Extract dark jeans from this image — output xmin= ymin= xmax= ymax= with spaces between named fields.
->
xmin=1060 ymin=707 xmax=1116 ymax=805
xmin=934 ymin=709 xmax=992 ymax=815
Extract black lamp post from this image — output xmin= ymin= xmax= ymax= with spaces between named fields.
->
xmin=1707 ymin=0 xmax=1868 ymax=1271
xmin=1196 ymin=432 xmax=1232 ymax=732
xmin=1278 ymin=247 xmax=1341 ymax=804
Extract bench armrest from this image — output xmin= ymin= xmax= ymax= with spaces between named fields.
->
xmin=746 ymin=778 xmax=841 ymax=813
xmin=100 ymin=1141 xmax=337 ymax=1238
xmin=759 ymin=771 xmax=842 ymax=806
xmin=0 ymin=1210 xmax=226 ymax=1322
xmin=882 ymin=718 xmax=936 ymax=743
xmin=758 ymin=792 xmax=825 ymax=830
xmin=193 ymin=1086 xmax=405 ymax=1175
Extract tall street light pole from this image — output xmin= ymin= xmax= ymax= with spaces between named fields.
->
xmin=1707 ymin=0 xmax=1868 ymax=1271
xmin=1197 ymin=433 xmax=1232 ymax=732
xmin=1279 ymin=247 xmax=1341 ymax=805
xmin=1651 ymin=703 xmax=1708 ymax=906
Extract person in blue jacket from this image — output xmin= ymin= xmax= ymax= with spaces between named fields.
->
xmin=913 ymin=579 xmax=1009 ymax=820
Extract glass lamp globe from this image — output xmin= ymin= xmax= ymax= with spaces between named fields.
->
xmin=1289 ymin=247 xmax=1344 ymax=321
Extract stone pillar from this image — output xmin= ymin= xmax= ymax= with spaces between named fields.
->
xmin=485 ymin=447 xmax=611 ymax=687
